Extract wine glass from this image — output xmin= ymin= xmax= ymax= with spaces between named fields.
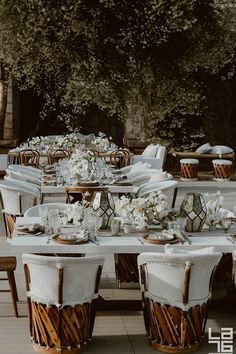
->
xmin=38 ymin=205 xmax=48 ymax=230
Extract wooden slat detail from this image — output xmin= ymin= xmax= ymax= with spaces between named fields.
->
xmin=114 ymin=254 xmax=139 ymax=283
xmin=143 ymin=298 xmax=207 ymax=353
xmin=28 ymin=300 xmax=96 ymax=352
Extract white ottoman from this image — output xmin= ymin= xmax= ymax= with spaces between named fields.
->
xmin=180 ymin=158 xmax=199 ymax=181
xmin=212 ymin=159 xmax=232 ymax=181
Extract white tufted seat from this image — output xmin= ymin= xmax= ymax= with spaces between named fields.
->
xmin=137 ymin=250 xmax=222 ymax=353
xmin=22 ymin=253 xmax=104 ymax=354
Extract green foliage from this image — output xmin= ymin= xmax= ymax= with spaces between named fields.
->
xmin=0 ymin=0 xmax=235 ymax=148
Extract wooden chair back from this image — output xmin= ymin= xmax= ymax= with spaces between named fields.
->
xmin=110 ymin=149 xmax=131 ymax=168
xmin=65 ymin=186 xmax=108 ymax=204
xmin=19 ymin=149 xmax=40 ymax=168
xmin=48 ymin=148 xmax=71 ymax=165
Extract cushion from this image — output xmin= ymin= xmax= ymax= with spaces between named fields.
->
xmin=142 ymin=144 xmax=159 ymax=157
xmin=165 ymin=245 xmax=217 ymax=255
xmin=210 ymin=145 xmax=233 ymax=155
xmin=195 ymin=143 xmax=212 ymax=154
xmin=149 ymin=171 xmax=168 ymax=183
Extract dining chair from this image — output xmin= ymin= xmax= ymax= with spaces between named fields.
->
xmin=48 ymin=148 xmax=71 ymax=165
xmin=18 ymin=149 xmax=40 ymax=168
xmin=110 ymin=149 xmax=131 ymax=168
xmin=0 ymin=180 xmax=40 ymax=238
xmin=138 ymin=250 xmax=222 ymax=353
xmin=0 ymin=256 xmax=19 ymax=317
xmin=22 ymin=253 xmax=104 ymax=354
xmin=65 ymin=186 xmax=108 ymax=204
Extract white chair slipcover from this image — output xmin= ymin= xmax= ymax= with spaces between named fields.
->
xmin=8 ymin=164 xmax=42 ymax=176
xmin=6 ymin=169 xmax=41 ymax=186
xmin=22 ymin=253 xmax=105 ymax=306
xmin=0 ymin=179 xmax=40 ymax=215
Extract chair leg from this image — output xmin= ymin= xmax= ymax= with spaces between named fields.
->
xmin=7 ymin=270 xmax=19 ymax=317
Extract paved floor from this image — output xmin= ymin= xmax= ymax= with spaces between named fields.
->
xmin=0 ymin=189 xmax=236 ymax=354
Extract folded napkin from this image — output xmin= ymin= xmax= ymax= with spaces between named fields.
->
xmin=15 ymin=217 xmax=42 ymax=226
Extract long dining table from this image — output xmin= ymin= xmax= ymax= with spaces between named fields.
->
xmin=8 ymin=224 xmax=236 ymax=253
xmin=7 ymin=220 xmax=236 ymax=310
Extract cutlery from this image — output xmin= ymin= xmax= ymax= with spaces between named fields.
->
xmin=181 ymin=232 xmax=192 ymax=245
xmin=137 ymin=236 xmax=145 ymax=244
xmin=89 ymin=236 xmax=100 ymax=245
xmin=227 ymin=235 xmax=235 ymax=244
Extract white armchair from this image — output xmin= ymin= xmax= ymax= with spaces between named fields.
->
xmin=8 ymin=164 xmax=42 ymax=177
xmin=137 ymin=180 xmax=178 ymax=208
xmin=138 ymin=250 xmax=222 ymax=353
xmin=22 ymin=253 xmax=104 ymax=354
xmin=131 ymin=145 xmax=167 ymax=170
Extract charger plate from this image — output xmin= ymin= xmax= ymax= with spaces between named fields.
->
xmin=52 ymin=235 xmax=88 ymax=245
xmin=141 ymin=233 xmax=180 ymax=245
xmin=78 ymin=181 xmax=100 ymax=187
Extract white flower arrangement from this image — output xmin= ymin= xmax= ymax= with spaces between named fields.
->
xmin=91 ymin=132 xmax=110 ymax=152
xmin=67 ymin=150 xmax=96 ymax=178
xmin=204 ymin=191 xmax=229 ymax=226
xmin=115 ymin=191 xmax=169 ymax=230
xmin=57 ymin=133 xmax=80 ymax=149
xmin=67 ymin=201 xmax=89 ymax=225
xmin=27 ymin=136 xmax=50 ymax=148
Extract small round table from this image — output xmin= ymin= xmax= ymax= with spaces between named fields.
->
xmin=180 ymin=158 xmax=199 ymax=181
xmin=212 ymin=159 xmax=232 ymax=181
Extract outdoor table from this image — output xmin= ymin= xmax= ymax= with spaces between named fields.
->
xmin=9 ymin=224 xmax=236 ymax=253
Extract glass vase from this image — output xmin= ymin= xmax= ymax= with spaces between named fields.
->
xmin=180 ymin=193 xmax=207 ymax=232
xmin=90 ymin=190 xmax=115 ymax=229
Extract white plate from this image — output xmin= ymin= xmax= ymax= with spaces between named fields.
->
xmin=149 ymin=233 xmax=174 ymax=241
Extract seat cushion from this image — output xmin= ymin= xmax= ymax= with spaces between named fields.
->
xmin=211 ymin=145 xmax=233 ymax=155
xmin=196 ymin=143 xmax=212 ymax=154
xmin=142 ymin=144 xmax=159 ymax=157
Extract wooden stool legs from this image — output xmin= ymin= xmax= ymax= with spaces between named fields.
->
xmin=7 ymin=270 xmax=19 ymax=317
xmin=0 ymin=257 xmax=19 ymax=317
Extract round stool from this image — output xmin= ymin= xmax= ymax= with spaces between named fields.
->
xmin=212 ymin=159 xmax=232 ymax=181
xmin=180 ymin=158 xmax=199 ymax=181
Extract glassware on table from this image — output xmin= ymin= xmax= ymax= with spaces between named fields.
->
xmin=220 ymin=218 xmax=232 ymax=233
xmin=38 ymin=206 xmax=48 ymax=230
xmin=47 ymin=209 xmax=62 ymax=234
xmin=82 ymin=210 xmax=103 ymax=243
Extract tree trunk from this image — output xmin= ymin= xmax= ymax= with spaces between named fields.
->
xmin=0 ymin=62 xmax=9 ymax=140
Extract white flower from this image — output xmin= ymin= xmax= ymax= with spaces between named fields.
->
xmin=115 ymin=191 xmax=169 ymax=230
xmin=204 ymin=191 xmax=224 ymax=225
xmin=91 ymin=132 xmax=110 ymax=152
xmin=67 ymin=150 xmax=96 ymax=178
